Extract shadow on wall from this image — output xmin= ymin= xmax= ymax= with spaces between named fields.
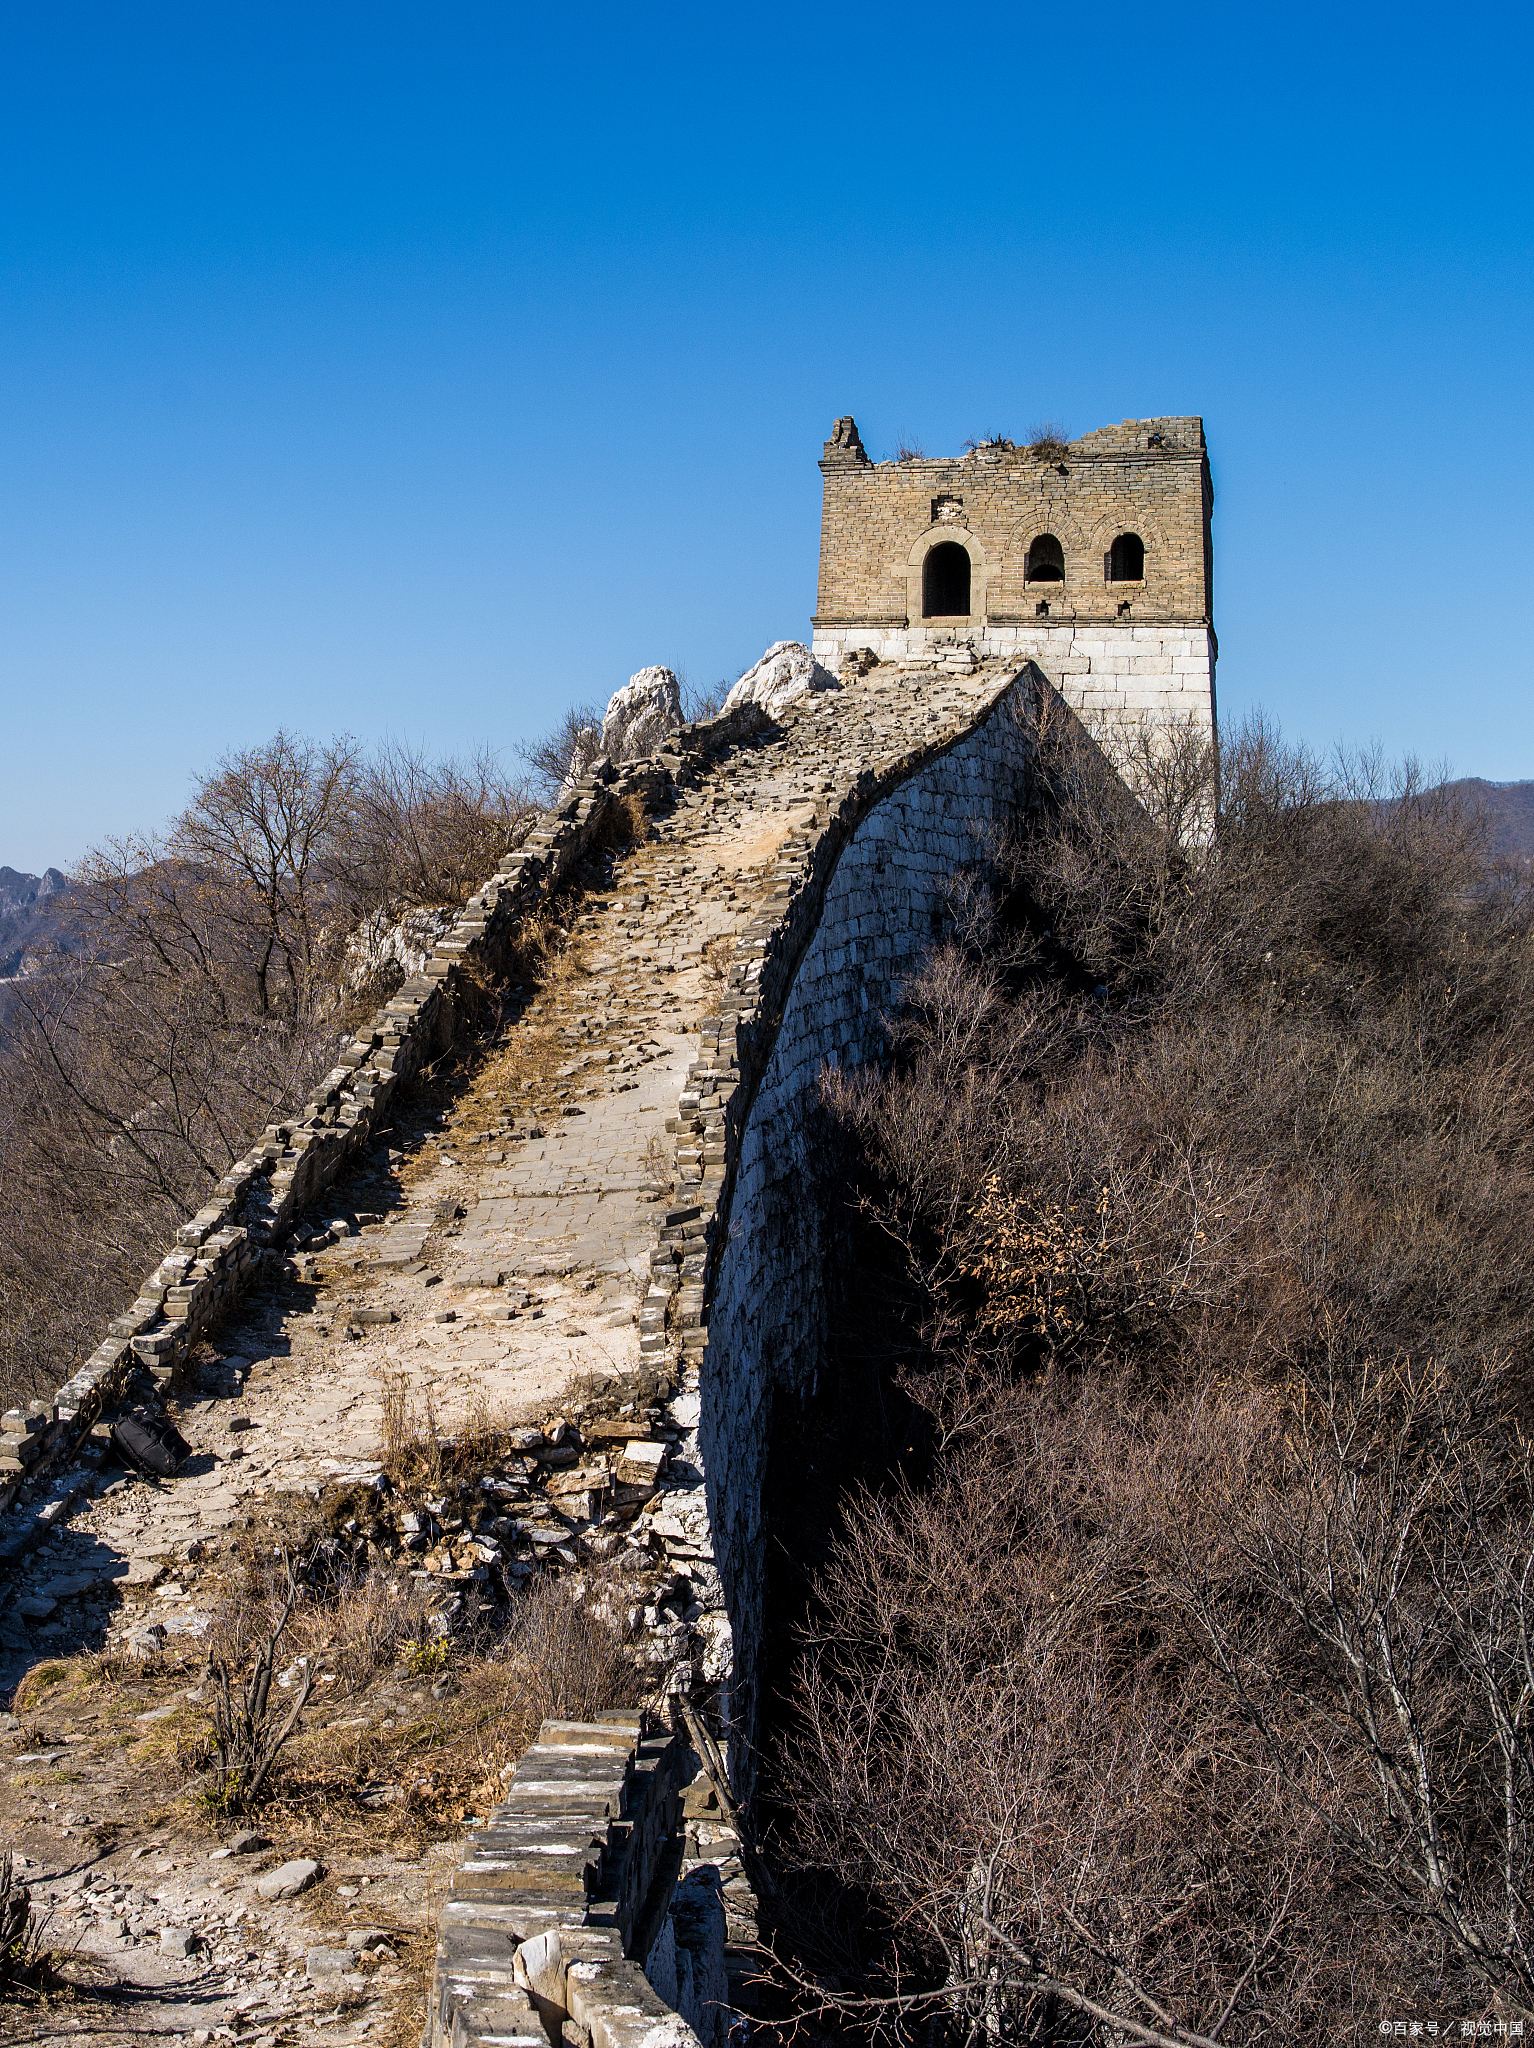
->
xmin=692 ymin=679 xmax=1037 ymax=1798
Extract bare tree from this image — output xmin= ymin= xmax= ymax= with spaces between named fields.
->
xmin=346 ymin=739 xmax=536 ymax=911
xmin=519 ymin=702 xmax=604 ymax=800
xmin=166 ymin=730 xmax=362 ymax=1018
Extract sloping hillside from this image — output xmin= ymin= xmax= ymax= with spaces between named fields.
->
xmin=1447 ymin=779 xmax=1534 ymax=859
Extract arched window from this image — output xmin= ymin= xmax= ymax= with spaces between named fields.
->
xmin=922 ymin=540 xmax=971 ymax=617
xmin=1108 ymin=532 xmax=1145 ymax=581
xmin=1026 ymin=533 xmax=1064 ymax=582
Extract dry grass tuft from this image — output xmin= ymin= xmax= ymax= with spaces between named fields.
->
xmin=10 ymin=1662 xmax=71 ymax=1714
xmin=497 ymin=1568 xmax=644 ymax=1729
xmin=380 ymin=1375 xmax=530 ymax=1493
xmin=597 ymin=791 xmax=649 ymax=849
xmin=1026 ymin=420 xmax=1070 ymax=459
xmin=293 ymin=1573 xmax=435 ymax=1695
xmin=701 ymin=934 xmax=735 ymax=981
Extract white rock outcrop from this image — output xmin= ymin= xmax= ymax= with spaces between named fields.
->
xmin=600 ymin=667 xmax=683 ymax=763
xmin=344 ymin=907 xmax=456 ymax=993
xmin=720 ymin=641 xmax=836 ymax=720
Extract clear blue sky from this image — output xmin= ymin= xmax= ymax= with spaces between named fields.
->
xmin=2 ymin=2 xmax=1530 ymax=873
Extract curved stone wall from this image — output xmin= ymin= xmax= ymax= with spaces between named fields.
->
xmin=639 ymin=671 xmax=1035 ymax=1791
xmin=701 ymin=685 xmax=1030 ymax=1762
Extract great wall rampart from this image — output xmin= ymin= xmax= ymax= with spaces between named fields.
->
xmin=0 ymin=414 xmax=1216 ymax=2047
xmin=0 ymin=651 xmax=1043 ymax=2045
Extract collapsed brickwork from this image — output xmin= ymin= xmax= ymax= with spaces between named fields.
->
xmin=811 ymin=414 xmax=1217 ymax=749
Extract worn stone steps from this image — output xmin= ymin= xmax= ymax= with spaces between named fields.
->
xmin=427 ymin=1715 xmax=691 ymax=2048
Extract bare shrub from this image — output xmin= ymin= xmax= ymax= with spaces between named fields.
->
xmin=286 ymin=1570 xmax=433 ymax=1696
xmin=204 ymin=1554 xmax=314 ymax=1815
xmin=380 ymin=1374 xmax=524 ymax=1493
xmin=1026 ymin=420 xmax=1071 ymax=459
xmin=963 ymin=431 xmax=1015 ymax=454
xmin=0 ymin=1847 xmax=62 ymax=2005
xmin=640 ymin=1128 xmax=673 ymax=1201
xmin=1189 ymin=1355 xmax=1534 ymax=2011
xmin=780 ymin=1361 xmax=1534 ymax=2037
xmin=519 ymin=703 xmax=604 ymax=800
xmin=380 ymin=1373 xmax=446 ymax=1494
xmin=681 ymin=678 xmax=727 ymax=723
xmin=779 ymin=704 xmax=1534 ymax=2038
xmin=496 ymin=1570 xmax=642 ymax=1730
xmin=890 ymin=438 xmax=926 ymax=463
xmin=346 ymin=739 xmax=536 ymax=912
xmin=0 ymin=1851 xmax=36 ymax=1988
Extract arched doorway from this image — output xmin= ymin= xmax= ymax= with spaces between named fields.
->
xmin=922 ymin=540 xmax=971 ymax=617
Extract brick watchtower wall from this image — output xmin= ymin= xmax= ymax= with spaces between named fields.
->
xmin=812 ymin=414 xmax=1217 ymax=748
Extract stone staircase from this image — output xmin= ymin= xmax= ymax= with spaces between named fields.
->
xmin=428 ymin=1713 xmax=702 ymax=2048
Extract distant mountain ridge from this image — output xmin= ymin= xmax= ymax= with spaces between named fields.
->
xmin=1443 ymin=781 xmax=1534 ymax=861
xmin=0 ymin=864 xmax=76 ymax=981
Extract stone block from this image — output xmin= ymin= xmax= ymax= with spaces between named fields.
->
xmin=257 ymin=1857 xmax=322 ymax=1900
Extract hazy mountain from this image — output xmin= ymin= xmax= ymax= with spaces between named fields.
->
xmin=0 ymin=864 xmax=75 ymax=981
xmin=1445 ymin=780 xmax=1534 ymax=861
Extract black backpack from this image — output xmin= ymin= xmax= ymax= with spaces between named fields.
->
xmin=112 ymin=1408 xmax=191 ymax=1478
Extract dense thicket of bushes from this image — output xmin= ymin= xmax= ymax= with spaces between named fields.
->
xmin=774 ymin=704 xmax=1534 ymax=2041
xmin=0 ymin=732 xmax=535 ymax=1412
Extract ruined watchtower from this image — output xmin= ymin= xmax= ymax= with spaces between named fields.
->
xmin=811 ymin=414 xmax=1217 ymax=744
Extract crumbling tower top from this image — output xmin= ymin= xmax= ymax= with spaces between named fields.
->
xmin=810 ymin=414 xmax=1217 ymax=745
